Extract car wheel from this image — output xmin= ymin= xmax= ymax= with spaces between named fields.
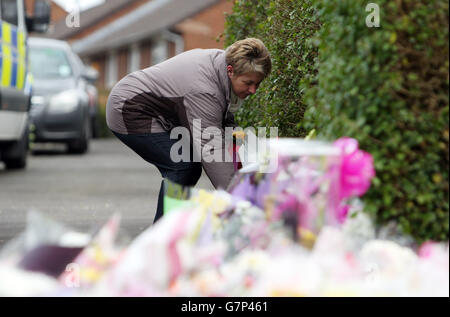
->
xmin=3 ymin=125 xmax=29 ymax=169
xmin=67 ymin=118 xmax=90 ymax=154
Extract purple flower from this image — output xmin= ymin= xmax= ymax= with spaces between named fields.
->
xmin=230 ymin=175 xmax=255 ymax=202
xmin=254 ymin=178 xmax=271 ymax=209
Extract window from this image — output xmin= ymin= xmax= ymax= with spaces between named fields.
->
xmin=30 ymin=46 xmax=73 ymax=79
xmin=106 ymin=51 xmax=118 ymax=88
xmin=128 ymin=43 xmax=140 ymax=73
xmin=1 ymin=0 xmax=18 ymax=26
xmin=151 ymin=40 xmax=168 ymax=66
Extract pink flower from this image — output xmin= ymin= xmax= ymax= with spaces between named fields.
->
xmin=337 ymin=204 xmax=350 ymax=224
xmin=418 ymin=242 xmax=434 ymax=258
xmin=333 ymin=137 xmax=375 ymax=200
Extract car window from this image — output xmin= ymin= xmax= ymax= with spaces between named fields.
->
xmin=71 ymin=50 xmax=84 ymax=68
xmin=69 ymin=50 xmax=86 ymax=76
xmin=1 ymin=0 xmax=18 ymax=26
xmin=30 ymin=46 xmax=74 ymax=79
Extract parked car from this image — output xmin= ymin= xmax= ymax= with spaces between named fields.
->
xmin=28 ymin=37 xmax=98 ymax=154
xmin=0 ymin=0 xmax=50 ymax=169
xmin=84 ymin=67 xmax=100 ymax=138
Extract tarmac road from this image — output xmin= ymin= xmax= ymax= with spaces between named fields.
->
xmin=0 ymin=138 xmax=214 ymax=249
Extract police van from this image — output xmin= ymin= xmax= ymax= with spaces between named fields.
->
xmin=0 ymin=0 xmax=49 ymax=169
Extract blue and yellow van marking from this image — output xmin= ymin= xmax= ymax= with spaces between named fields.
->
xmin=0 ymin=20 xmax=27 ymax=91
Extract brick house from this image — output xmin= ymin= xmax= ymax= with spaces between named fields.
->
xmin=24 ymin=0 xmax=67 ymax=27
xmin=46 ymin=0 xmax=234 ymax=90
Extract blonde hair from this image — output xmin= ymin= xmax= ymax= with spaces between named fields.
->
xmin=225 ymin=38 xmax=271 ymax=77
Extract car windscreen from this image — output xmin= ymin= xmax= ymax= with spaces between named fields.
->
xmin=30 ymin=46 xmax=73 ymax=79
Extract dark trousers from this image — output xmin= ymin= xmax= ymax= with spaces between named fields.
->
xmin=112 ymin=131 xmax=202 ymax=223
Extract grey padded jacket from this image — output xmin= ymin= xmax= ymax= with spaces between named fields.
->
xmin=106 ymin=48 xmax=238 ymax=189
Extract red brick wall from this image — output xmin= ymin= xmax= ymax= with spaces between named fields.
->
xmin=117 ymin=48 xmax=129 ymax=80
xmin=168 ymin=41 xmax=176 ymax=58
xmin=175 ymin=0 xmax=234 ymax=51
xmin=25 ymin=0 xmax=67 ymax=24
xmin=140 ymin=41 xmax=152 ymax=69
xmin=89 ymin=54 xmax=106 ymax=89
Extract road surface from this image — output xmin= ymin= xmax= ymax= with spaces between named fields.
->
xmin=0 ymin=138 xmax=214 ymax=249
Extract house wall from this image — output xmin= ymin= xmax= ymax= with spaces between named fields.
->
xmin=140 ymin=41 xmax=152 ymax=69
xmin=90 ymin=55 xmax=106 ymax=89
xmin=24 ymin=0 xmax=67 ymax=24
xmin=168 ymin=41 xmax=176 ymax=59
xmin=117 ymin=48 xmax=129 ymax=80
xmin=175 ymin=0 xmax=234 ymax=51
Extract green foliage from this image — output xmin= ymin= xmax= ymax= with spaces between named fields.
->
xmin=97 ymin=105 xmax=113 ymax=138
xmin=225 ymin=0 xmax=449 ymax=242
xmin=97 ymin=89 xmax=114 ymax=138
xmin=225 ymin=0 xmax=320 ymax=137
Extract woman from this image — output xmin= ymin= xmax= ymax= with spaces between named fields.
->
xmin=106 ymin=38 xmax=271 ymax=223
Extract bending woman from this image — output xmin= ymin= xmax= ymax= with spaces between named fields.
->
xmin=106 ymin=38 xmax=271 ymax=223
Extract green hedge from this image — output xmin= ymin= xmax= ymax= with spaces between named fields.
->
xmin=225 ymin=0 xmax=319 ymax=137
xmin=96 ymin=89 xmax=114 ymax=138
xmin=96 ymin=105 xmax=114 ymax=138
xmin=225 ymin=0 xmax=449 ymax=242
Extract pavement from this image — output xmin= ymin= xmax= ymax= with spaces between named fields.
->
xmin=0 ymin=138 xmax=214 ymax=249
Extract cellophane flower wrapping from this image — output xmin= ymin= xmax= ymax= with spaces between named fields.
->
xmin=0 ymin=137 xmax=448 ymax=297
